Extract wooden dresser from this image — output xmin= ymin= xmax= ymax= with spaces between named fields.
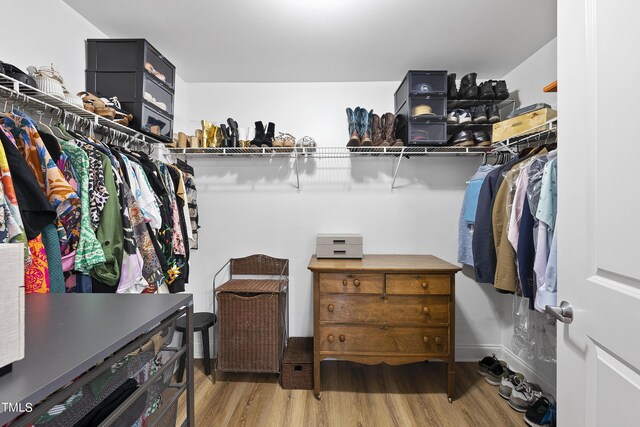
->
xmin=308 ymin=254 xmax=461 ymax=401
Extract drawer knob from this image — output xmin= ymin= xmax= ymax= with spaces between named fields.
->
xmin=423 ymin=336 xmax=430 ymax=344
xmin=339 ymin=335 xmax=346 ymax=342
xmin=342 ymin=279 xmax=348 ymax=286
xmin=328 ymin=334 xmax=335 ymax=343
xmin=423 ymin=306 xmax=430 ymax=314
xmin=421 ymin=282 xmax=429 ymax=289
xmin=327 ymin=304 xmax=335 ymax=312
xmin=353 ymin=279 xmax=361 ymax=287
xmin=435 ymin=337 xmax=442 ymax=345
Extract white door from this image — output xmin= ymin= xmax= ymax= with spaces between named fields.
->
xmin=557 ymin=0 xmax=640 ymax=425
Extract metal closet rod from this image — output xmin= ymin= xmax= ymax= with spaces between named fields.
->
xmin=0 ymin=77 xmax=155 ymax=153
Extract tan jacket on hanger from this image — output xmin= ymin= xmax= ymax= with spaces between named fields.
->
xmin=492 ymin=149 xmax=548 ymax=293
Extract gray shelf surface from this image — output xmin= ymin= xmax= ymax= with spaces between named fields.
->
xmin=0 ymin=293 xmax=192 ymax=424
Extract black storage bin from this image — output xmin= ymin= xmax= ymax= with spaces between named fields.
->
xmin=86 ymin=39 xmax=175 ymax=142
xmin=394 ymin=70 xmax=448 ymax=146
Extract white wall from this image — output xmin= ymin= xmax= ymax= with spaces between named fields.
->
xmin=498 ymin=37 xmax=558 ymax=394
xmin=182 ymin=82 xmax=507 ymax=359
xmin=503 ymin=38 xmax=558 ymax=110
xmin=1 ymin=0 xmax=106 ymax=94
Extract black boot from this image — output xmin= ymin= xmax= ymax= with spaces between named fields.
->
xmin=226 ymin=118 xmax=238 ymax=147
xmin=262 ymin=122 xmax=275 ymax=147
xmin=494 ymin=80 xmax=509 ymax=100
xmin=251 ymin=121 xmax=265 ymax=147
xmin=478 ymin=81 xmax=495 ymax=100
xmin=220 ymin=124 xmax=231 ymax=147
xmin=459 ymin=72 xmax=478 ymax=99
xmin=447 ymin=73 xmax=458 ymax=99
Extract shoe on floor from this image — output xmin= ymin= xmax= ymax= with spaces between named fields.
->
xmin=477 ymin=354 xmax=506 ymax=376
xmin=488 ymin=105 xmax=501 ymax=123
xmin=458 ymin=109 xmax=472 ymax=125
xmin=509 ymin=380 xmax=543 ymax=412
xmin=451 ymin=130 xmax=474 ymax=147
xmin=498 ymin=372 xmax=526 ymax=399
xmin=485 ymin=361 xmax=513 ymax=385
xmin=524 ymin=395 xmax=556 ymax=427
xmin=473 ymin=130 xmax=492 ymax=147
xmin=472 ymin=106 xmax=488 ymax=123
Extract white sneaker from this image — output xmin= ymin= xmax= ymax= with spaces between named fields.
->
xmin=447 ymin=110 xmax=459 ymax=124
xmin=509 ymin=381 xmax=543 ymax=412
xmin=498 ymin=373 xmax=525 ymax=399
xmin=458 ymin=109 xmax=472 ymax=124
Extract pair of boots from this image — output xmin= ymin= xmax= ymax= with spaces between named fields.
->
xmin=220 ymin=118 xmax=239 ymax=147
xmin=202 ymin=118 xmax=238 ymax=147
xmin=372 ymin=112 xmax=403 ymax=147
xmin=448 ymin=73 xmax=509 ymax=100
xmin=250 ymin=121 xmax=275 ymax=147
xmin=346 ymin=107 xmax=373 ymax=147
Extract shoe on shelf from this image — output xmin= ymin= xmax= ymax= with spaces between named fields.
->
xmin=250 ymin=121 xmax=265 ymax=147
xmin=372 ymin=113 xmax=385 ymax=146
xmin=458 ymin=72 xmax=478 ymax=99
xmin=227 ymin=118 xmax=239 ymax=147
xmin=494 ymin=80 xmax=510 ymax=100
xmin=524 ymin=395 xmax=556 ymax=427
xmin=472 ymin=106 xmax=488 ymax=123
xmin=509 ymin=380 xmax=543 ymax=412
xmin=447 ymin=73 xmax=458 ymax=99
xmin=261 ymin=122 xmax=275 ymax=147
xmin=458 ymin=109 xmax=472 ymax=125
xmin=451 ymin=130 xmax=475 ymax=147
xmin=498 ymin=372 xmax=526 ymax=399
xmin=447 ymin=109 xmax=460 ymax=125
xmin=479 ymin=80 xmax=496 ymax=100
xmin=346 ymin=107 xmax=361 ymax=147
xmin=477 ymin=354 xmax=506 ymax=376
xmin=358 ymin=108 xmax=373 ymax=146
xmin=488 ymin=105 xmax=501 ymax=124
xmin=381 ymin=112 xmax=402 ymax=146
xmin=473 ymin=130 xmax=492 ymax=147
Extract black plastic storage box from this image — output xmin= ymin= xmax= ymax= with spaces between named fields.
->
xmin=394 ymin=70 xmax=448 ymax=146
xmin=86 ymin=39 xmax=175 ymax=142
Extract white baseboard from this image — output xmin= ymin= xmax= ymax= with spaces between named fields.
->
xmin=190 ymin=342 xmax=556 ymax=397
xmin=455 ymin=344 xmax=503 ymax=362
xmin=499 ymin=346 xmax=556 ymax=397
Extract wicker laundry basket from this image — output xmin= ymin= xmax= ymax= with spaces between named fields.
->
xmin=215 ymin=255 xmax=288 ymax=374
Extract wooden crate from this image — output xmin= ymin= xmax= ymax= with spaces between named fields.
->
xmin=492 ymin=108 xmax=557 ymax=142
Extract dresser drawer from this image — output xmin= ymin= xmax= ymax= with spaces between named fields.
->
xmin=319 ymin=273 xmax=384 ymax=294
xmin=319 ymin=295 xmax=449 ymax=325
xmin=318 ymin=325 xmax=449 ymax=355
xmin=386 ymin=274 xmax=451 ymax=295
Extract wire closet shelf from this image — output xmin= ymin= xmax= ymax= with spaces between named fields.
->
xmin=0 ymin=72 xmax=163 ymax=151
xmin=167 ymin=117 xmax=557 ymax=159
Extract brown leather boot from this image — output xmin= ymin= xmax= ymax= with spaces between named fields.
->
xmin=372 ymin=113 xmax=385 ymax=146
xmin=382 ymin=113 xmax=402 ymax=146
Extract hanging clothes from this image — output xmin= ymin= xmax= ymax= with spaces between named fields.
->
xmin=62 ymin=139 xmax=106 ymax=273
xmin=458 ymin=164 xmax=494 ymax=266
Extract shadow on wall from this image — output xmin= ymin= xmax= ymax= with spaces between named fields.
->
xmin=188 ymin=156 xmax=481 ymax=191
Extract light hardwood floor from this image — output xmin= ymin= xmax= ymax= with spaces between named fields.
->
xmin=177 ymin=361 xmax=525 ymax=427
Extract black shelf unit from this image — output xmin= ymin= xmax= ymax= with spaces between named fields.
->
xmin=85 ymin=39 xmax=176 ymax=142
xmin=394 ymin=70 xmax=448 ymax=146
xmin=447 ymin=98 xmax=514 ymax=109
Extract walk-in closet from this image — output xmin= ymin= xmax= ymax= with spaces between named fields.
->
xmin=1 ymin=1 xmax=638 ymax=426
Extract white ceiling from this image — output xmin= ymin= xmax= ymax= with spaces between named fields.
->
xmin=64 ymin=0 xmax=557 ymax=83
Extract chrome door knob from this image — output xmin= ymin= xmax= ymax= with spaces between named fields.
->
xmin=545 ymin=301 xmax=574 ymax=324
